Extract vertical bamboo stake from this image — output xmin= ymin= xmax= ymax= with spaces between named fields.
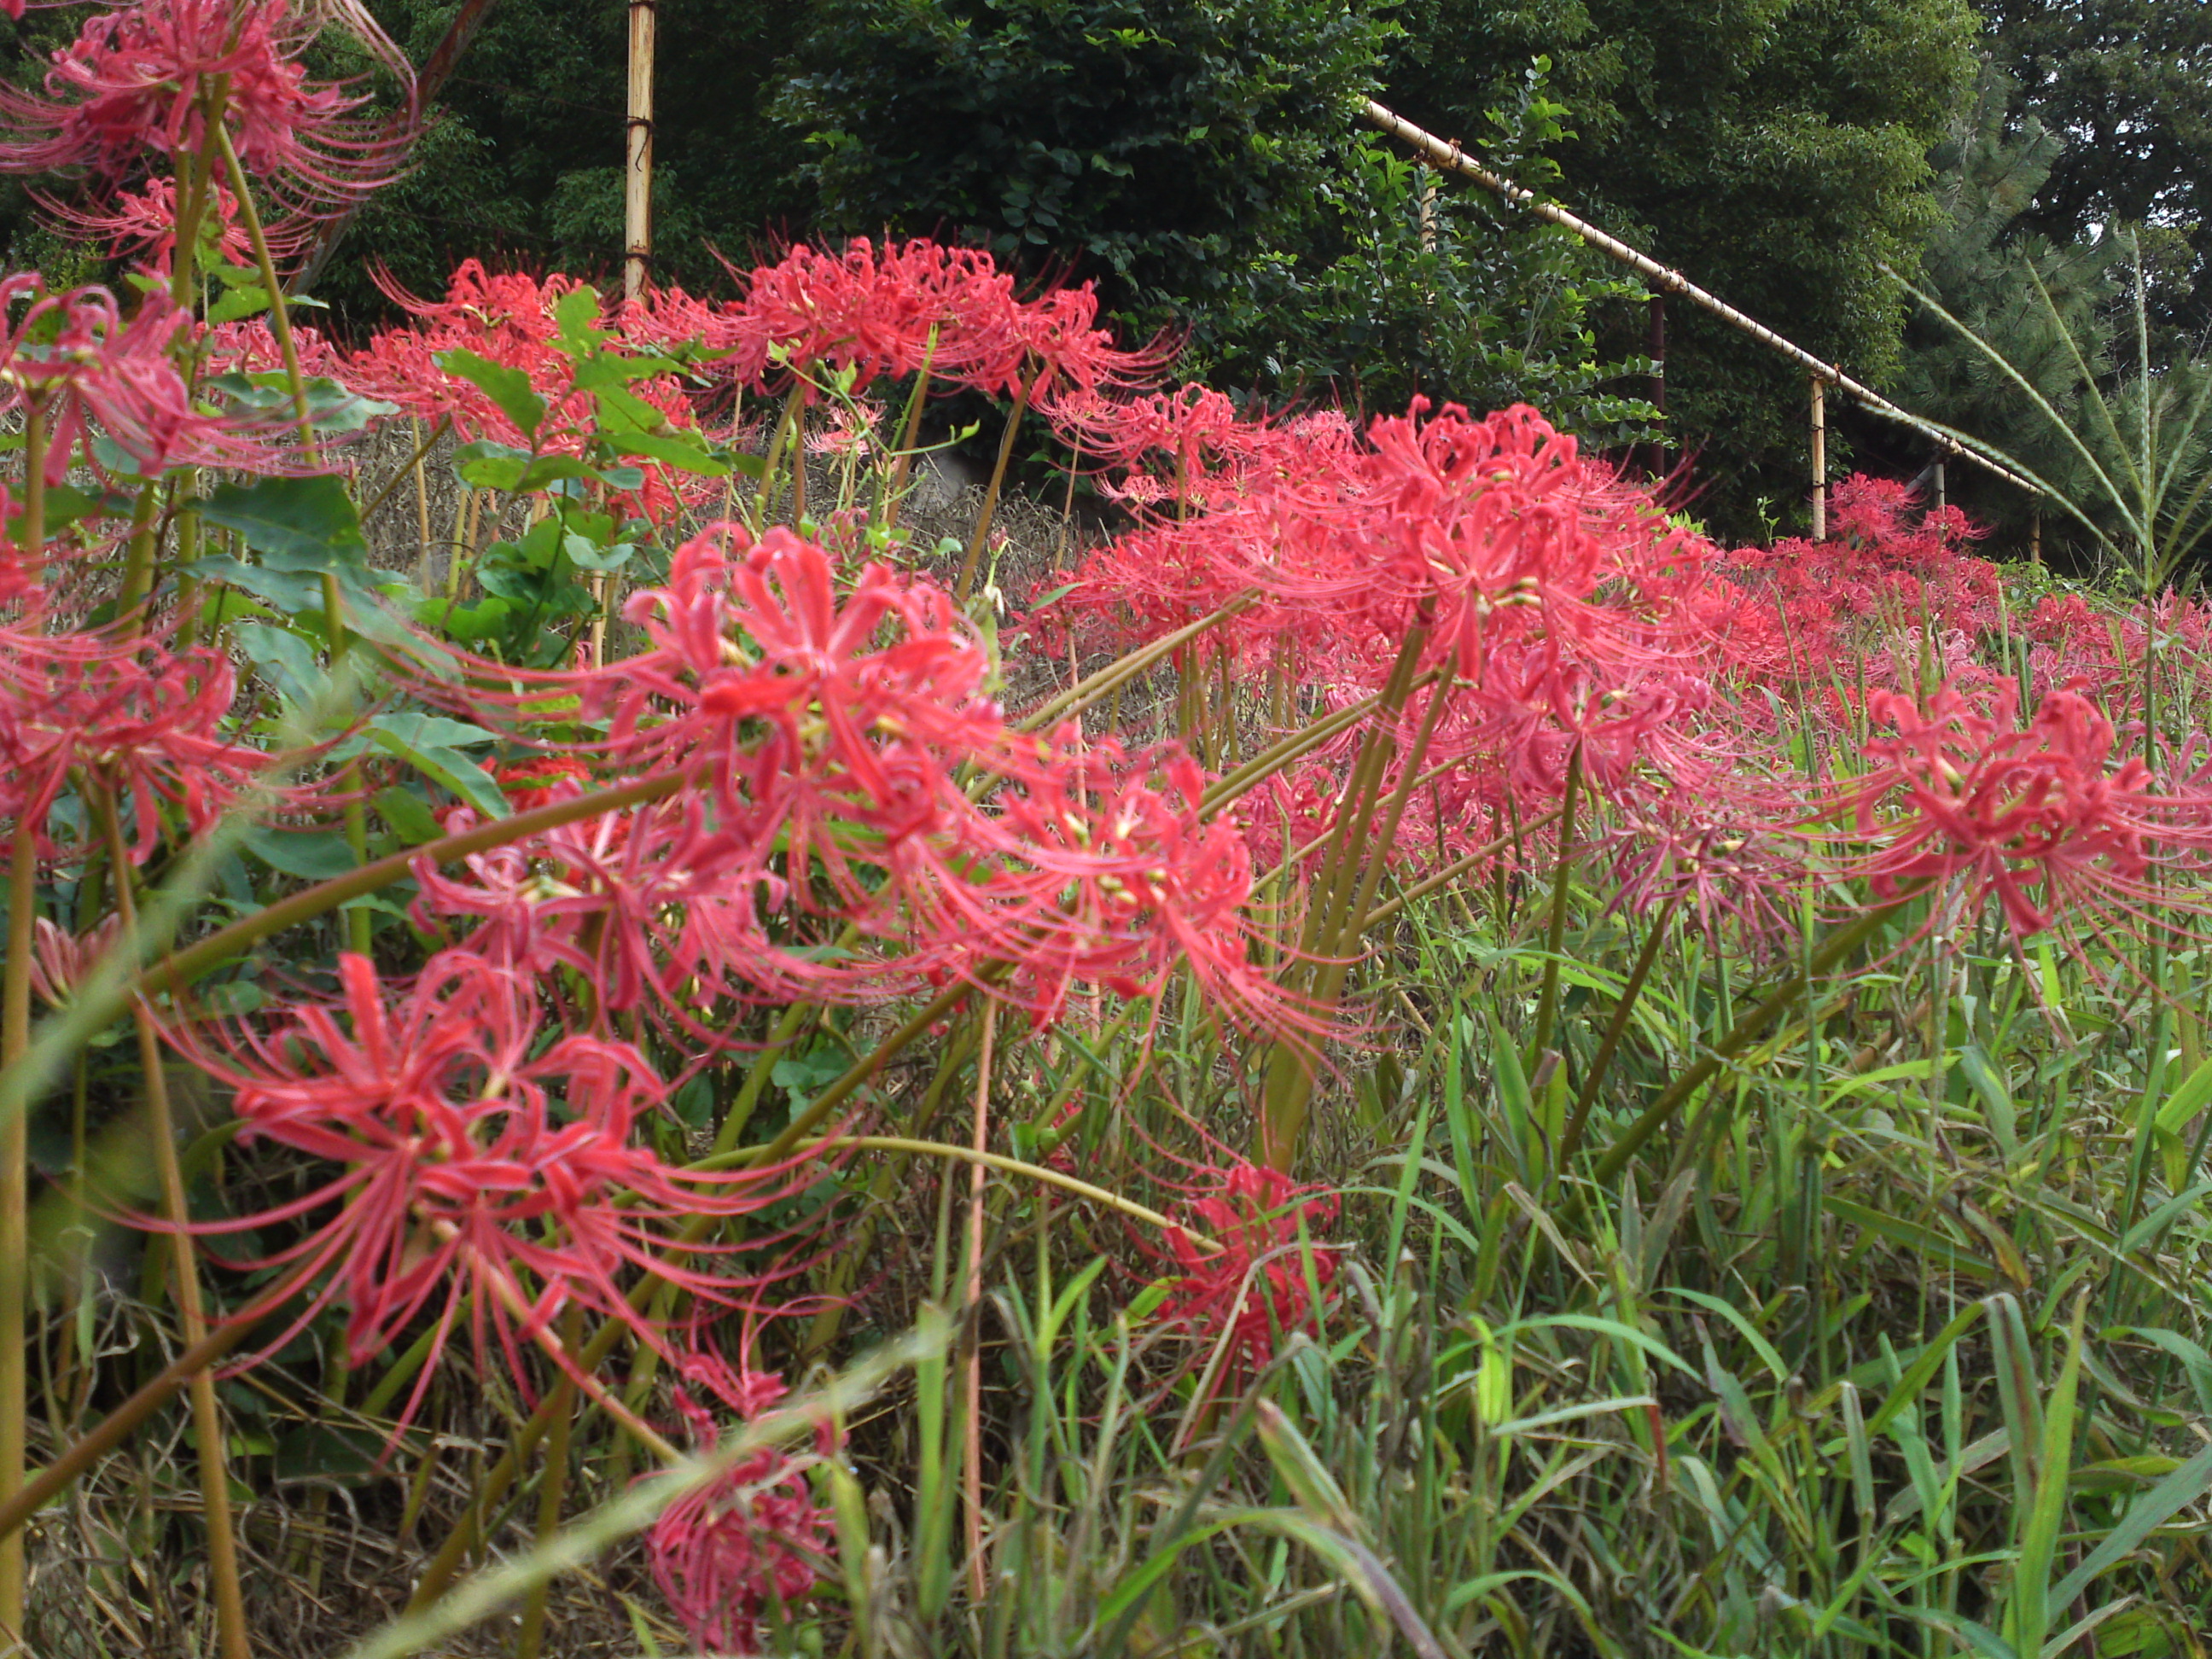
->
xmin=624 ymin=0 xmax=655 ymax=301
xmin=410 ymin=416 xmax=434 ymax=593
xmin=1809 ymin=374 xmax=1827 ymax=541
xmin=2030 ymin=509 xmax=2042 ymax=566
xmin=1934 ymin=451 xmax=1947 ymax=515
xmin=1647 ymin=294 xmax=1667 ymax=480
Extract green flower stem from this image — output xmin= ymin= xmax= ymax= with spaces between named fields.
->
xmin=751 ymin=382 xmax=806 ymax=526
xmin=1353 ymin=805 xmax=1563 ymax=932
xmin=1554 ymin=890 xmax=1683 ymax=1175
xmin=877 ymin=327 xmax=940 ymax=533
xmin=513 ymin=1309 xmax=581 ymax=1659
xmin=101 ymin=800 xmax=249 ymax=1659
xmin=1526 ymin=742 xmax=1586 ymax=1067
xmin=211 ymin=122 xmax=316 ymax=463
xmin=955 ymin=364 xmax=1037 ymax=607
xmin=731 ymin=1136 xmax=1205 ymax=1243
xmin=210 ymin=124 xmax=378 ymax=958
xmin=1019 ymin=595 xmax=1259 ymax=739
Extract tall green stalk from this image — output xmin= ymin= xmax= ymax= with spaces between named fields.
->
xmin=212 ymin=122 xmax=374 ymax=958
xmin=102 ymin=798 xmax=250 ymax=1659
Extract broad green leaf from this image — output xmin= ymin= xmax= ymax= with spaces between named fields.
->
xmin=200 ymin=474 xmax=368 ymax=567
xmin=366 ymin=728 xmax=508 ymax=819
xmin=243 ymin=829 xmax=360 ymax=881
xmin=607 ymin=429 xmax=731 ymax=476
xmin=233 ymin=622 xmax=328 ymax=710
xmin=364 ymin=713 xmax=502 ymax=750
xmin=2154 ymin=1054 xmax=2212 ymax=1135
xmin=373 ymin=785 xmax=445 ymax=846
xmin=452 ymin=441 xmax=595 ymax=494
xmin=436 ymin=347 xmax=546 ymax=441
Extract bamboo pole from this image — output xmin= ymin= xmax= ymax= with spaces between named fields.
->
xmin=1361 ymin=98 xmax=2040 ymax=499
xmin=1810 ymin=374 xmax=1827 ymax=540
xmin=624 ymin=0 xmax=655 ymax=301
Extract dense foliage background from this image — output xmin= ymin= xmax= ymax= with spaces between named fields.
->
xmin=7 ymin=0 xmax=2210 ymax=541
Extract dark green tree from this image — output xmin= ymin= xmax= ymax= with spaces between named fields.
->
xmin=1383 ymin=0 xmax=1980 ymax=534
xmin=774 ymin=0 xmax=1388 ymax=328
xmin=1982 ymin=0 xmax=2212 ymax=335
xmin=1190 ymin=61 xmax=1659 ymax=444
xmin=1896 ymin=63 xmax=2118 ymax=547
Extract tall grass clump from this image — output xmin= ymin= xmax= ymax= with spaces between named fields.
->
xmin=0 ymin=3 xmax=2209 ymax=1655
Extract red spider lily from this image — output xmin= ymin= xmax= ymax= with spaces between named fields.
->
xmin=410 ymin=790 xmax=864 ymax=1027
xmin=0 ymin=626 xmax=271 ymax=862
xmin=163 ymin=952 xmax=806 ymax=1426
xmin=0 ymin=276 xmax=295 ymax=485
xmin=345 ymin=260 xmax=712 ymax=521
xmin=649 ymin=1359 xmax=830 ymax=1657
xmin=967 ymin=736 xmax=1306 ymax=1033
xmin=25 ymin=914 xmax=124 ymax=1005
xmin=1158 ymin=1161 xmax=1340 ymax=1385
xmin=1843 ymin=680 xmax=2212 ymax=941
xmin=607 ymin=523 xmax=1004 ymax=860
xmin=0 ymin=0 xmax=416 ymax=217
xmin=733 ymin=238 xmax=1159 ymax=405
xmin=38 ymin=173 xmax=263 ymax=273
xmin=1714 ymin=474 xmax=2002 ymax=692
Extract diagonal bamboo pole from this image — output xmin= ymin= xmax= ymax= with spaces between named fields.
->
xmin=1360 ymin=98 xmax=2041 ymax=500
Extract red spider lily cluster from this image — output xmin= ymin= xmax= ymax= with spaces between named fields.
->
xmin=0 ymin=626 xmax=272 ymax=861
xmin=0 ymin=0 xmax=415 ymax=222
xmin=1842 ymin=683 xmax=2210 ymax=940
xmin=0 ymin=276 xmax=294 ymax=492
xmin=15 ymin=58 xmax=2212 ymax=1629
xmin=414 ymin=522 xmax=1301 ymax=1037
xmin=166 ymin=952 xmax=820 ymax=1425
xmin=1160 ymin=1161 xmax=1342 ymax=1386
xmin=649 ymin=1359 xmax=830 ymax=1657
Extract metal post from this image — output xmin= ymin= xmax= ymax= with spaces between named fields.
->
xmin=1809 ymin=374 xmax=1826 ymax=541
xmin=624 ymin=0 xmax=655 ymax=300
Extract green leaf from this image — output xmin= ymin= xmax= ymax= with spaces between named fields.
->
xmin=561 ymin=533 xmax=635 ymax=573
xmin=365 ymin=725 xmax=509 ymax=819
xmin=606 ymin=428 xmax=731 ymax=476
xmin=243 ymin=829 xmax=360 ymax=881
xmin=452 ymin=441 xmax=595 ymax=494
xmin=2154 ymin=1054 xmax=2212 ymax=1136
xmin=435 ymin=347 xmax=546 ymax=441
xmin=364 ymin=713 xmax=502 ymax=750
xmin=373 ymin=785 xmax=445 ymax=846
xmin=418 ymin=594 xmax=514 ymax=645
xmin=551 ymin=284 xmax=608 ymax=358
xmin=200 ymin=474 xmax=368 ymax=567
xmin=232 ymin=622 xmax=328 ymax=710
xmin=203 ymin=283 xmax=271 ymax=325
xmin=2048 ymin=1441 xmax=2212 ymax=1610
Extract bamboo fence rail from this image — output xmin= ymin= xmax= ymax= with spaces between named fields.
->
xmin=1361 ymin=97 xmax=2040 ymax=515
